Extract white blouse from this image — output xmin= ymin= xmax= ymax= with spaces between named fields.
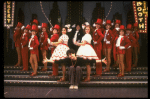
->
xmin=81 ymin=34 xmax=92 ymax=44
xmin=58 ymin=34 xmax=69 ymax=45
xmin=116 ymin=35 xmax=123 ymax=47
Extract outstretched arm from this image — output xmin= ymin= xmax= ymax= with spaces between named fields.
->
xmin=43 ymin=58 xmax=54 ymax=63
xmin=96 ymin=57 xmax=107 ymax=64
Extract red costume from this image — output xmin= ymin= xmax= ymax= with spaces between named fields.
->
xmin=13 ymin=22 xmax=23 ymax=67
xmin=13 ymin=22 xmax=23 ymax=47
xmin=20 ymin=25 xmax=31 ymax=71
xmin=112 ymin=20 xmax=121 ymax=67
xmin=40 ymin=23 xmax=48 ymax=50
xmin=132 ymin=23 xmax=140 ymax=67
xmin=113 ymin=25 xmax=131 ymax=77
xmin=49 ymin=24 xmax=60 ymax=76
xmin=125 ymin=24 xmax=136 ymax=72
xmin=29 ymin=25 xmax=40 ymax=61
xmin=93 ymin=18 xmax=104 ymax=76
xmin=103 ymin=20 xmax=115 ymax=72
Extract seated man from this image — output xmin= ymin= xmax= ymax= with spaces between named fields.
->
xmin=43 ymin=49 xmax=106 ymax=89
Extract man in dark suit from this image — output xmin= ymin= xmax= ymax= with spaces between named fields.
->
xmin=68 ymin=22 xmax=84 ymax=53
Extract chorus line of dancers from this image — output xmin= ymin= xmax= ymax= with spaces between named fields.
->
xmin=13 ymin=18 xmax=140 ymax=82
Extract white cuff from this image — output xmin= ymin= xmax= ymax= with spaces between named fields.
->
xmin=21 ymin=26 xmax=25 ymax=30
xmin=119 ymin=46 xmax=125 ymax=49
xmin=29 ymin=47 xmax=33 ymax=50
xmin=47 ymin=38 xmax=51 ymax=44
xmin=106 ymin=41 xmax=110 ymax=44
xmin=94 ymin=41 xmax=97 ymax=45
xmin=38 ymin=25 xmax=41 ymax=29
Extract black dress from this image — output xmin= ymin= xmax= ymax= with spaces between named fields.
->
xmin=54 ymin=57 xmax=96 ymax=67
xmin=68 ymin=28 xmax=84 ymax=53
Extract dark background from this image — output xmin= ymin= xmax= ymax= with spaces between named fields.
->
xmin=3 ymin=1 xmax=148 ymax=67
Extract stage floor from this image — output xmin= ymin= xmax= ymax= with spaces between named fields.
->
xmin=4 ymin=86 xmax=148 ymax=98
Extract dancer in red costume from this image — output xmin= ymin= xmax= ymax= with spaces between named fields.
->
xmin=40 ymin=23 xmax=49 ymax=72
xmin=125 ymin=24 xmax=136 ymax=72
xmin=20 ymin=25 xmax=31 ymax=71
xmin=92 ymin=18 xmax=104 ymax=77
xmin=113 ymin=25 xmax=131 ymax=77
xmin=47 ymin=24 xmax=60 ymax=76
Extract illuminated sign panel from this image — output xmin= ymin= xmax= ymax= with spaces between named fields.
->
xmin=4 ymin=1 xmax=15 ymax=29
xmin=133 ymin=1 xmax=148 ymax=33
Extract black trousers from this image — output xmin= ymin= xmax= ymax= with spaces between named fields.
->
xmin=68 ymin=66 xmax=82 ymax=85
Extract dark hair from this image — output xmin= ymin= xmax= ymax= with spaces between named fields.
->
xmin=66 ymin=49 xmax=75 ymax=56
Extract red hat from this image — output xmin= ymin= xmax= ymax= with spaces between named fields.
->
xmin=32 ymin=19 xmax=38 ymax=25
xmin=16 ymin=22 xmax=23 ymax=28
xmin=126 ymin=24 xmax=132 ymax=30
xmin=106 ymin=20 xmax=111 ymax=25
xmin=120 ymin=25 xmax=125 ymax=30
xmin=25 ymin=25 xmax=32 ymax=30
xmin=53 ymin=24 xmax=60 ymax=31
xmin=115 ymin=20 xmax=121 ymax=25
xmin=95 ymin=18 xmax=102 ymax=25
xmin=41 ymin=23 xmax=48 ymax=28
xmin=133 ymin=22 xmax=138 ymax=28
xmin=31 ymin=25 xmax=38 ymax=32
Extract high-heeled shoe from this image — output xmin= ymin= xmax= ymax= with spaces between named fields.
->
xmin=117 ymin=74 xmax=124 ymax=77
xmin=40 ymin=68 xmax=47 ymax=72
xmin=30 ymin=73 xmax=37 ymax=76
xmin=103 ymin=69 xmax=110 ymax=72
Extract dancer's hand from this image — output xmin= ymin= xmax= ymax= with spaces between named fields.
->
xmin=43 ymin=58 xmax=48 ymax=63
xmin=102 ymin=57 xmax=107 ymax=65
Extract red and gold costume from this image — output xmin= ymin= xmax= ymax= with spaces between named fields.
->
xmin=13 ymin=22 xmax=23 ymax=67
xmin=103 ymin=20 xmax=115 ymax=72
xmin=48 ymin=24 xmax=60 ymax=76
xmin=113 ymin=25 xmax=131 ymax=77
xmin=125 ymin=24 xmax=136 ymax=72
xmin=92 ymin=19 xmax=104 ymax=76
xmin=40 ymin=23 xmax=49 ymax=71
xmin=20 ymin=25 xmax=31 ymax=71
xmin=29 ymin=25 xmax=39 ymax=76
xmin=132 ymin=23 xmax=140 ymax=68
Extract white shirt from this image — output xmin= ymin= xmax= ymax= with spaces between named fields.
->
xmin=28 ymin=35 xmax=35 ymax=48
xmin=81 ymin=34 xmax=92 ymax=44
xmin=73 ymin=30 xmax=79 ymax=44
xmin=116 ymin=35 xmax=123 ymax=47
xmin=104 ymin=29 xmax=109 ymax=42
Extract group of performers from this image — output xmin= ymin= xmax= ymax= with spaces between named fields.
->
xmin=13 ymin=18 xmax=139 ymax=88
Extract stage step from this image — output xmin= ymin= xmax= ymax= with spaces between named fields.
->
xmin=4 ymin=75 xmax=148 ymax=81
xmin=4 ymin=80 xmax=148 ymax=87
xmin=4 ymin=65 xmax=148 ymax=87
xmin=4 ymin=66 xmax=148 ymax=71
xmin=4 ymin=70 xmax=148 ymax=76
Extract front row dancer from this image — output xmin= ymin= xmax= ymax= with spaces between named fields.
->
xmin=28 ymin=25 xmax=40 ymax=76
xmin=45 ymin=25 xmax=107 ymax=83
xmin=44 ymin=49 xmax=106 ymax=89
xmin=113 ymin=25 xmax=131 ymax=77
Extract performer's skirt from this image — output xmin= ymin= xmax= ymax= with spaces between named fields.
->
xmin=50 ymin=44 xmax=70 ymax=61
xmin=76 ymin=44 xmax=99 ymax=60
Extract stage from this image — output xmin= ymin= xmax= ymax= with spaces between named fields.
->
xmin=4 ymin=86 xmax=148 ymax=98
xmin=4 ymin=65 xmax=148 ymax=98
xmin=3 ymin=1 xmax=148 ymax=98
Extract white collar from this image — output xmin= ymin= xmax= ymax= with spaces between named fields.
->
xmin=119 ymin=35 xmax=124 ymax=38
xmin=31 ymin=35 xmax=35 ymax=38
